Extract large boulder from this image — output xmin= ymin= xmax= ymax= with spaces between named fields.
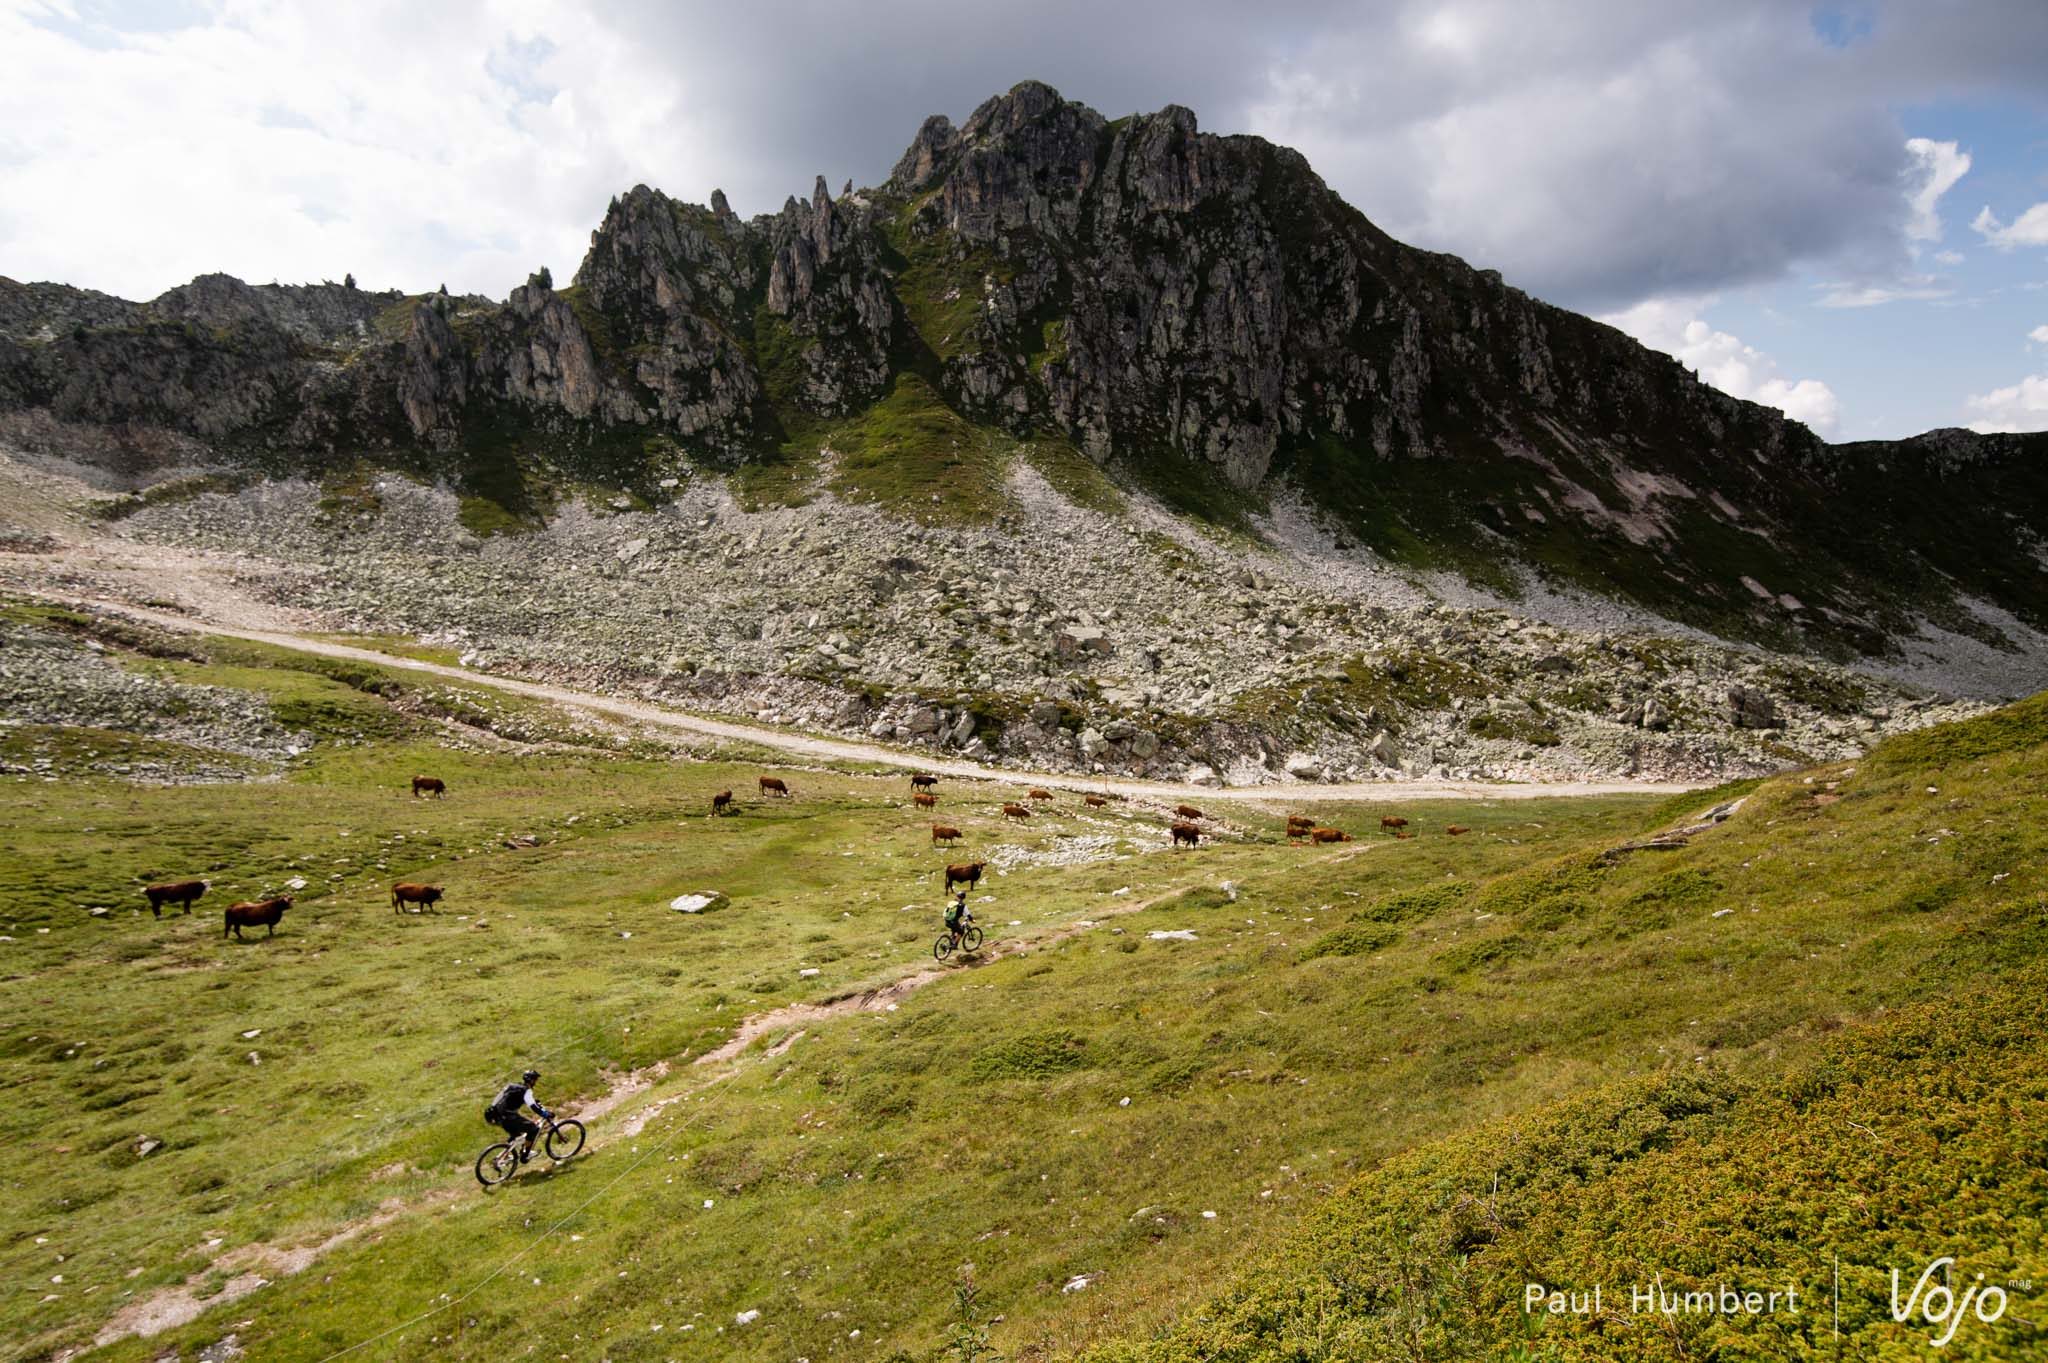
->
xmin=1055 ymin=625 xmax=1112 ymax=659
xmin=1726 ymin=685 xmax=1780 ymax=730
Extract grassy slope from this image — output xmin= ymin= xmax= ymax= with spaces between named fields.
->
xmin=1090 ymin=695 xmax=2048 ymax=1362
xmin=4 ymin=631 xmax=2045 ymax=1362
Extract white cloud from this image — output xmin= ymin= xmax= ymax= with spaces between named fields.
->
xmin=1814 ymin=276 xmax=1952 ymax=307
xmin=1973 ymin=202 xmax=2048 ymax=249
xmin=0 ymin=1 xmax=761 ymax=298
xmin=1934 ymin=249 xmax=1965 ymax=265
xmin=1602 ymin=297 xmax=1841 ymax=432
xmin=1965 ymin=373 xmax=2048 ymax=433
xmin=2031 ymin=324 xmax=2048 ymax=345
xmin=1903 ymin=137 xmax=1970 ymax=242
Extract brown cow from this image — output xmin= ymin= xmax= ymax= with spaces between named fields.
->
xmin=942 ymin=861 xmax=986 ymax=892
xmin=143 ymin=879 xmax=206 ymax=919
xmin=411 ymin=776 xmax=446 ymax=798
xmin=913 ymin=792 xmax=937 ymax=809
xmin=910 ymin=774 xmax=939 ymax=791
xmin=1028 ymin=788 xmax=1054 ymax=802
xmin=392 ymin=882 xmax=444 ymax=913
xmin=1393 ymin=830 xmax=1413 ymax=840
xmin=1380 ymin=816 xmax=1409 ymax=831
xmin=1310 ymin=827 xmax=1352 ymax=844
xmin=1175 ymin=804 xmax=1204 ymax=821
xmin=1084 ymin=794 xmax=1108 ymax=808
xmin=931 ymin=824 xmax=962 ymax=846
xmin=1286 ymin=814 xmax=1316 ymax=828
xmin=1445 ymin=824 xmax=1470 ymax=836
xmin=1002 ymin=802 xmax=1031 ymax=820
xmin=1170 ymin=822 xmax=1201 ymax=848
xmin=224 ymin=896 xmax=291 ymax=939
xmin=759 ymin=776 xmax=790 ymax=798
xmin=711 ymin=790 xmax=733 ymax=816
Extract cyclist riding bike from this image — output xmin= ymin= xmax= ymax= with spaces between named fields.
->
xmin=484 ymin=1068 xmax=554 ymax=1163
xmin=943 ymin=891 xmax=972 ymax=946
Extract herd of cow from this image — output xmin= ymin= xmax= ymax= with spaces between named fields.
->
xmin=140 ymin=774 xmax=455 ymax=940
xmin=137 ymin=768 xmax=1474 ymax=946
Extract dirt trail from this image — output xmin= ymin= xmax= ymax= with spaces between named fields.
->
xmin=596 ymin=882 xmax=1218 ymax=1137
xmin=27 ymin=589 xmax=1705 ymax=805
xmin=82 ymin=1191 xmax=464 ymax=1353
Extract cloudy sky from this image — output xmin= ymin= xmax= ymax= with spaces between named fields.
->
xmin=4 ymin=1 xmax=2047 ymax=438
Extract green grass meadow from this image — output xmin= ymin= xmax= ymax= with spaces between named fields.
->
xmin=5 ymin=615 xmax=2047 ymax=1361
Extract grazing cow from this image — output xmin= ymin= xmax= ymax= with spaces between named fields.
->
xmin=1084 ymin=794 xmax=1108 ymax=808
xmin=910 ymin=774 xmax=939 ymax=791
xmin=1175 ymin=804 xmax=1204 ymax=821
xmin=1028 ymin=788 xmax=1054 ymax=802
xmin=143 ymin=879 xmax=206 ymax=919
xmin=1002 ymin=802 xmax=1031 ymax=820
xmin=942 ymin=861 xmax=987 ymax=892
xmin=1394 ymin=830 xmax=1413 ymax=840
xmin=1381 ymin=816 xmax=1409 ymax=831
xmin=711 ymin=790 xmax=733 ymax=816
xmin=759 ymin=776 xmax=790 ymax=798
xmin=1310 ymin=827 xmax=1352 ymax=844
xmin=1286 ymin=814 xmax=1316 ymax=829
xmin=913 ymin=791 xmax=938 ymax=809
xmin=1446 ymin=824 xmax=1470 ymax=836
xmin=1170 ymin=822 xmax=1201 ymax=848
xmin=931 ymin=824 xmax=963 ymax=847
xmin=224 ymin=896 xmax=291 ymax=940
xmin=411 ymin=776 xmax=446 ymax=798
xmin=392 ymin=882 xmax=445 ymax=913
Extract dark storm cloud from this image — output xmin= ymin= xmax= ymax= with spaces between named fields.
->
xmin=592 ymin=0 xmax=1348 ymax=211
xmin=603 ymin=0 xmax=2048 ymax=310
xmin=5 ymin=0 xmax=2043 ymax=309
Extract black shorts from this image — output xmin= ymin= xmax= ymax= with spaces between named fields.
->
xmin=490 ymin=1109 xmax=538 ymax=1141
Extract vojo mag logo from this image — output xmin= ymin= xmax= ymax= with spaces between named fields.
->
xmin=1890 ymin=1257 xmax=2012 ymax=1349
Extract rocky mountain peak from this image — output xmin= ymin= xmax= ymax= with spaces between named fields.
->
xmin=5 ymin=81 xmax=2046 ymax=673
xmin=889 ymin=113 xmax=959 ymax=192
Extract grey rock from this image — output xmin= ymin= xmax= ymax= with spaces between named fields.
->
xmin=1727 ymin=685 xmax=1780 ymax=730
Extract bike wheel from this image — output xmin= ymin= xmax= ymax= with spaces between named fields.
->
xmin=962 ymin=925 xmax=984 ymax=952
xmin=933 ymin=935 xmax=954 ymax=961
xmin=475 ymin=1142 xmax=518 ymax=1187
xmin=546 ymin=1119 xmax=586 ymax=1161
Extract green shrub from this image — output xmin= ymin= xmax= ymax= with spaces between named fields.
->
xmin=969 ymin=1029 xmax=1090 ymax=1082
xmin=1298 ymin=923 xmax=1400 ymax=961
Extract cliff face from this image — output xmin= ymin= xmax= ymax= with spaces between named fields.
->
xmin=3 ymin=80 xmax=2044 ymax=658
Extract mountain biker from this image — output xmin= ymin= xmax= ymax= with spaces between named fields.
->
xmin=943 ymin=891 xmax=971 ymax=947
xmin=485 ymin=1068 xmax=554 ymax=1162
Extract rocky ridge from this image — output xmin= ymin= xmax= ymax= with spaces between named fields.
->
xmin=2 ymin=81 xmax=2045 ymax=671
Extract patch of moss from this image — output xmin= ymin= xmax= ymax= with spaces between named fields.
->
xmin=91 ymin=472 xmax=253 ymax=522
xmin=1467 ymin=706 xmax=1562 ymax=747
xmin=821 ymin=372 xmax=1012 ymax=524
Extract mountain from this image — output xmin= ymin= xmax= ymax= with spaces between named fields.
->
xmin=3 ymin=80 xmax=2044 ymax=678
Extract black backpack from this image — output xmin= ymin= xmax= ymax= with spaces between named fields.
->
xmin=485 ymin=1081 xmax=525 ymax=1121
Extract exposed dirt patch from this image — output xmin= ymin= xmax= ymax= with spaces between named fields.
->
xmin=88 ymin=1191 xmax=464 ymax=1349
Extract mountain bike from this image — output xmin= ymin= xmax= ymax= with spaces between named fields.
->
xmin=934 ymin=913 xmax=983 ymax=960
xmin=475 ymin=1113 xmax=586 ymax=1187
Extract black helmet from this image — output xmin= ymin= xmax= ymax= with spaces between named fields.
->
xmin=522 ymin=1069 xmax=540 ymax=1085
